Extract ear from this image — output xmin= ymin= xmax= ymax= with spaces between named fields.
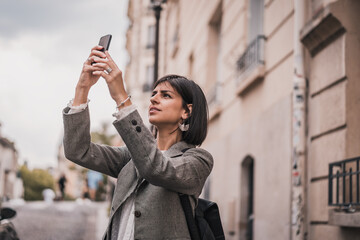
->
xmin=182 ymin=104 xmax=192 ymax=120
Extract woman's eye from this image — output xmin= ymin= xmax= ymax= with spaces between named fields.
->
xmin=163 ymin=93 xmax=171 ymax=98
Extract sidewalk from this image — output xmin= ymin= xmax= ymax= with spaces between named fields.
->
xmin=3 ymin=199 xmax=110 ymax=240
xmin=95 ymin=201 xmax=109 ymax=239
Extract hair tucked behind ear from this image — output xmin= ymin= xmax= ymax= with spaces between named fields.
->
xmin=153 ymin=74 xmax=208 ymax=146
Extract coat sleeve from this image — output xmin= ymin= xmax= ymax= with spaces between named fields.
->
xmin=62 ymin=107 xmax=131 ymax=178
xmin=113 ymin=110 xmax=213 ymax=196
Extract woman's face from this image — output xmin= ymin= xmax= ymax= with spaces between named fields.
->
xmin=149 ymin=82 xmax=188 ymax=129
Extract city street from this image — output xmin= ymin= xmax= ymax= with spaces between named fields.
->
xmin=3 ymin=200 xmax=109 ymax=240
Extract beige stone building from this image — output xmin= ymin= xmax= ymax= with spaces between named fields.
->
xmin=0 ymin=125 xmax=23 ymax=200
xmin=125 ymin=0 xmax=360 ymax=239
xmin=57 ymin=142 xmax=86 ymax=199
xmin=126 ymin=0 xmax=158 ymax=124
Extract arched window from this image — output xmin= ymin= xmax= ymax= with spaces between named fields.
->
xmin=240 ymin=156 xmax=254 ymax=240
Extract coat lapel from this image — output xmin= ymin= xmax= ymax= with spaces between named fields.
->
xmin=111 ymin=141 xmax=194 ymax=218
xmin=110 ymin=161 xmax=138 ymax=217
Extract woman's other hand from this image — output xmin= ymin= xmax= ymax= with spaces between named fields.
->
xmin=73 ymin=45 xmax=106 ymax=106
xmin=91 ymin=51 xmax=131 ymax=108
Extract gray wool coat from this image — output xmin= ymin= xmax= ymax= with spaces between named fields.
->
xmin=62 ymin=106 xmax=213 ymax=240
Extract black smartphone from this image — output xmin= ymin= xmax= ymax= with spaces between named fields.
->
xmin=98 ymin=34 xmax=112 ymax=52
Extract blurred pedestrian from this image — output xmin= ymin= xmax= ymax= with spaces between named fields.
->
xmin=62 ymin=45 xmax=213 ymax=239
xmin=87 ymin=170 xmax=103 ymax=200
xmin=82 ymin=178 xmax=90 ymax=199
xmin=57 ymin=174 xmax=67 ymax=200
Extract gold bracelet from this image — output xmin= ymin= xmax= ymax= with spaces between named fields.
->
xmin=116 ymin=95 xmax=131 ymax=109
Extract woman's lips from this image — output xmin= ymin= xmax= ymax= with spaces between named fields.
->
xmin=149 ymin=107 xmax=160 ymax=114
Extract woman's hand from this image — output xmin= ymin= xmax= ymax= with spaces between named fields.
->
xmin=73 ymin=46 xmax=106 ymax=106
xmin=78 ymin=45 xmax=107 ymax=89
xmin=91 ymin=51 xmax=131 ymax=108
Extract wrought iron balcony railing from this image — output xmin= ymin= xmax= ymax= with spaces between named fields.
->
xmin=236 ymin=35 xmax=266 ymax=82
xmin=329 ymin=157 xmax=360 ymax=208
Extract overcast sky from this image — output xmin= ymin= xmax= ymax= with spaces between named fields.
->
xmin=0 ymin=0 xmax=130 ymax=169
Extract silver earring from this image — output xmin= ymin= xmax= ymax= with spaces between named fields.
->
xmin=178 ymin=122 xmax=189 ymax=131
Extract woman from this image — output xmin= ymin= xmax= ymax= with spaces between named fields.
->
xmin=63 ymin=45 xmax=213 ymax=239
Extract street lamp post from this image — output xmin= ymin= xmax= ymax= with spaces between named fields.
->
xmin=150 ymin=0 xmax=167 ymax=84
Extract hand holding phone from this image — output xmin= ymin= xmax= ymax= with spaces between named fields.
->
xmin=91 ymin=34 xmax=112 ymax=65
xmin=98 ymin=34 xmax=112 ymax=52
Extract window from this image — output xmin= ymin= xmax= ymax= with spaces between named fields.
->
xmin=146 ymin=25 xmax=155 ymax=49
xmin=240 ymin=156 xmax=254 ymax=240
xmin=206 ymin=2 xmax=222 ymax=106
xmin=235 ymin=0 xmax=265 ymax=90
xmin=143 ymin=65 xmax=154 ymax=92
xmin=170 ymin=0 xmax=180 ymax=58
xmin=248 ymin=0 xmax=264 ymax=43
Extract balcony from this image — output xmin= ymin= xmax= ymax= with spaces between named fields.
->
xmin=328 ymin=157 xmax=360 ymax=227
xmin=329 ymin=157 xmax=360 ymax=208
xmin=236 ymin=35 xmax=266 ymax=95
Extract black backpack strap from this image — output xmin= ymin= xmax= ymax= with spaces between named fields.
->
xmin=179 ymin=194 xmax=201 ymax=240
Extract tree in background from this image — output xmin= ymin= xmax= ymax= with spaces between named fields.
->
xmin=90 ymin=122 xmax=116 ymax=201
xmin=19 ymin=165 xmax=55 ymax=201
xmin=91 ymin=122 xmax=116 ymax=146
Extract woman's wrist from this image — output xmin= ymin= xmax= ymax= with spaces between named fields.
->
xmin=113 ymin=89 xmax=129 ymax=105
xmin=115 ymin=94 xmax=132 ymax=110
xmin=73 ymin=86 xmax=90 ymax=106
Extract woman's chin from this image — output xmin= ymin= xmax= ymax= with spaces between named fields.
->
xmin=148 ymin=118 xmax=158 ymax=126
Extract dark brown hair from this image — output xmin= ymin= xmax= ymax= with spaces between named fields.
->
xmin=153 ymin=74 xmax=208 ymax=146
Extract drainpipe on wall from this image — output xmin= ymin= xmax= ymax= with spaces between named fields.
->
xmin=291 ymin=0 xmax=307 ymax=239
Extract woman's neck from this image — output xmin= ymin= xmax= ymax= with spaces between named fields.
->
xmin=156 ymin=127 xmax=182 ymax=151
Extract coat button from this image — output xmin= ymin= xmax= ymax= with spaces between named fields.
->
xmin=134 ymin=210 xmax=141 ymax=217
xmin=136 ymin=126 xmax=141 ymax=132
xmin=131 ymin=120 xmax=137 ymax=125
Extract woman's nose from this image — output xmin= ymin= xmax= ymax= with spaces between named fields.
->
xmin=150 ymin=94 xmax=159 ymax=104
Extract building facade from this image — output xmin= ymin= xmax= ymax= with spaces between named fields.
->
xmin=126 ymin=0 xmax=158 ymax=124
xmin=125 ymin=0 xmax=360 ymax=239
xmin=0 ymin=126 xmax=23 ymax=200
xmin=57 ymin=142 xmax=86 ymax=199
